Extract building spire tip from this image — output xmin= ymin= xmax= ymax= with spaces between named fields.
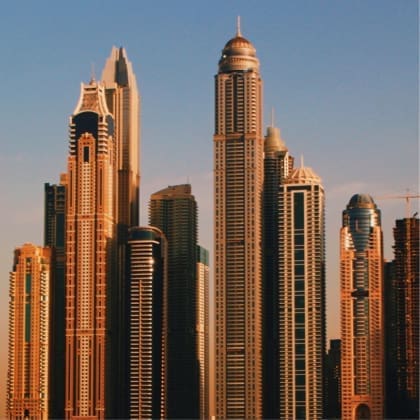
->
xmin=236 ymin=16 xmax=242 ymax=36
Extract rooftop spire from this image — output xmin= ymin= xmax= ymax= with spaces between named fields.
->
xmin=271 ymin=107 xmax=275 ymax=127
xmin=90 ymin=62 xmax=96 ymax=83
xmin=300 ymin=155 xmax=305 ymax=168
xmin=236 ymin=16 xmax=242 ymax=36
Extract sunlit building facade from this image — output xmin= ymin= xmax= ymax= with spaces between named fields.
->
xmin=197 ymin=245 xmax=210 ymax=419
xmin=65 ymin=80 xmax=115 ymax=419
xmin=149 ymin=184 xmax=199 ymax=418
xmin=278 ymin=163 xmax=326 ymax=420
xmin=7 ymin=244 xmax=51 ymax=419
xmin=214 ymin=21 xmax=264 ymax=419
xmin=340 ymin=194 xmax=384 ymax=420
xmin=127 ymin=226 xmax=167 ymax=419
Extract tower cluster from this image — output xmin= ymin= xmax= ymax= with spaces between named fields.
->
xmin=6 ymin=21 xmax=419 ymax=420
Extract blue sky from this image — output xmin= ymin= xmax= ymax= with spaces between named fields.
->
xmin=0 ymin=0 xmax=418 ymax=411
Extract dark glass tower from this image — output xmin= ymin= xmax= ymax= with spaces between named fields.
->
xmin=149 ymin=184 xmax=198 ymax=419
xmin=44 ymin=180 xmax=66 ymax=419
xmin=127 ymin=226 xmax=167 ymax=419
xmin=262 ymin=124 xmax=293 ymax=419
xmin=392 ymin=217 xmax=419 ymax=418
xmin=325 ymin=339 xmax=341 ymax=419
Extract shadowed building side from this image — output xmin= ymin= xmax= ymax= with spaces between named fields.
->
xmin=262 ymin=124 xmax=294 ymax=419
xmin=44 ymin=179 xmax=67 ymax=419
xmin=149 ymin=184 xmax=199 ymax=419
xmin=102 ymin=47 xmax=140 ymax=418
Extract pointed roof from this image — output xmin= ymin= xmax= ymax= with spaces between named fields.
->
xmin=287 ymin=157 xmax=321 ymax=185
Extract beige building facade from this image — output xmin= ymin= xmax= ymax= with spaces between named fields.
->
xmin=214 ymin=22 xmax=264 ymax=419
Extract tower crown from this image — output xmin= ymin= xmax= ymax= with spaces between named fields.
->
xmin=347 ymin=193 xmax=376 ymax=209
xmin=218 ymin=20 xmax=259 ymax=72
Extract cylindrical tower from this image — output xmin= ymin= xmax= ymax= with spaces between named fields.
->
xmin=340 ymin=194 xmax=384 ymax=419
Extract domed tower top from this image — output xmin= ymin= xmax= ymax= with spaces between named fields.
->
xmin=347 ymin=193 xmax=377 ymax=209
xmin=218 ymin=17 xmax=260 ymax=73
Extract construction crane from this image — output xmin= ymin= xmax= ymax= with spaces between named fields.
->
xmin=375 ymin=192 xmax=420 ymax=218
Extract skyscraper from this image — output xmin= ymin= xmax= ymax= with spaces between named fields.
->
xmin=101 ymin=47 xmax=140 ymax=417
xmin=65 ymin=79 xmax=115 ymax=418
xmin=197 ymin=245 xmax=210 ymax=420
xmin=278 ymin=161 xmax=326 ymax=419
xmin=262 ymin=123 xmax=294 ymax=419
xmin=44 ymin=178 xmax=67 ymax=418
xmin=325 ymin=339 xmax=342 ymax=419
xmin=7 ymin=244 xmax=51 ymax=419
xmin=127 ymin=226 xmax=167 ymax=419
xmin=392 ymin=216 xmax=419 ymax=418
xmin=214 ymin=21 xmax=264 ymax=419
xmin=340 ymin=194 xmax=384 ymax=419
xmin=149 ymin=184 xmax=199 ymax=418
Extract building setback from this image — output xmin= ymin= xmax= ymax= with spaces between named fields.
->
xmin=127 ymin=226 xmax=167 ymax=419
xmin=65 ymin=79 xmax=116 ymax=418
xmin=278 ymin=162 xmax=326 ymax=419
xmin=149 ymin=184 xmax=199 ymax=419
xmin=214 ymin=21 xmax=264 ymax=419
xmin=7 ymin=244 xmax=51 ymax=419
xmin=340 ymin=194 xmax=384 ymax=419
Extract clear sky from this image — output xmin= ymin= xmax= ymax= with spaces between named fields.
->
xmin=0 ymin=0 xmax=418 ymax=413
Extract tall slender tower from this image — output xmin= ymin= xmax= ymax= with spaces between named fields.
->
xmin=65 ymin=80 xmax=115 ymax=418
xmin=393 ymin=216 xmax=419 ymax=417
xmin=127 ymin=226 xmax=167 ymax=419
xmin=214 ymin=19 xmax=264 ymax=419
xmin=7 ymin=244 xmax=51 ymax=419
xmin=197 ymin=245 xmax=210 ymax=420
xmin=262 ymin=123 xmax=293 ymax=419
xmin=340 ymin=194 xmax=384 ymax=419
xmin=44 ymin=178 xmax=67 ymax=419
xmin=278 ymin=162 xmax=326 ymax=419
xmin=101 ymin=48 xmax=140 ymax=417
xmin=149 ymin=184 xmax=199 ymax=418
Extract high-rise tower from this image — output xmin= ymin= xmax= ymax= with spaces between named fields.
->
xmin=340 ymin=194 xmax=384 ymax=419
xmin=262 ymin=123 xmax=293 ymax=419
xmin=278 ymin=162 xmax=326 ymax=419
xmin=7 ymin=244 xmax=51 ymax=419
xmin=392 ymin=216 xmax=419 ymax=417
xmin=127 ymin=226 xmax=167 ymax=419
xmin=44 ymin=178 xmax=67 ymax=419
xmin=197 ymin=245 xmax=210 ymax=420
xmin=149 ymin=184 xmax=199 ymax=418
xmin=214 ymin=20 xmax=264 ymax=419
xmin=65 ymin=80 xmax=115 ymax=419
xmin=101 ymin=48 xmax=140 ymax=417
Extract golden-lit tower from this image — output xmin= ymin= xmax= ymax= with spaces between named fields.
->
xmin=65 ymin=80 xmax=115 ymax=419
xmin=214 ymin=18 xmax=264 ymax=419
xmin=277 ymin=161 xmax=326 ymax=419
xmin=7 ymin=244 xmax=51 ymax=419
xmin=340 ymin=194 xmax=384 ymax=419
